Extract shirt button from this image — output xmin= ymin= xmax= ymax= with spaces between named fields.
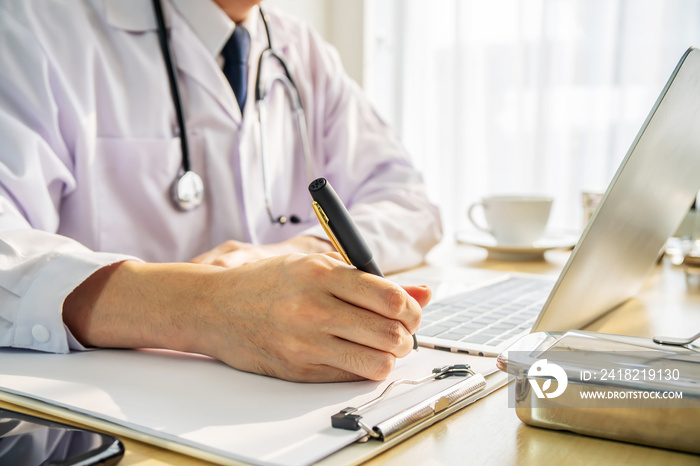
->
xmin=31 ymin=325 xmax=51 ymax=343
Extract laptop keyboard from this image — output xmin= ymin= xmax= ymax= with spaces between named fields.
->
xmin=417 ymin=276 xmax=554 ymax=347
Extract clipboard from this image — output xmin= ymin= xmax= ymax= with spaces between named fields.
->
xmin=330 ymin=364 xmax=486 ymax=441
xmin=0 ymin=347 xmax=505 ymax=466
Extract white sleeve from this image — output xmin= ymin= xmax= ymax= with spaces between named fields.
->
xmin=0 ymin=5 xmax=138 ymax=353
xmin=0 ymin=228 xmax=137 ymax=353
xmin=296 ymin=26 xmax=443 ymax=273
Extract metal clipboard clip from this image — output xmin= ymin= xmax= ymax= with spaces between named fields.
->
xmin=331 ymin=364 xmax=486 ymax=441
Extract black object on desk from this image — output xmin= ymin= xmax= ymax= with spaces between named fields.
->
xmin=308 ymin=177 xmax=417 ymax=349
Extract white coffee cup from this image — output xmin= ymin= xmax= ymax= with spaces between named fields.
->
xmin=467 ymin=195 xmax=553 ymax=245
xmin=581 ymin=190 xmax=604 ymax=227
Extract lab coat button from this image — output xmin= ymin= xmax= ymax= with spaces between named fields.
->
xmin=31 ymin=325 xmax=51 ymax=343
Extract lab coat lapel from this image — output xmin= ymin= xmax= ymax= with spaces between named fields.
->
xmin=167 ymin=12 xmax=243 ymax=124
xmin=103 ymin=0 xmax=156 ymax=32
xmin=103 ymin=0 xmax=242 ymax=124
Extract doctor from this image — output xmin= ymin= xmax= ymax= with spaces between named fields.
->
xmin=0 ymin=0 xmax=442 ymax=382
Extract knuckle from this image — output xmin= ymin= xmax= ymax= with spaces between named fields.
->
xmin=369 ymin=353 xmax=396 ymax=380
xmin=251 ymin=360 xmax=276 ymax=378
xmin=340 ymin=349 xmax=364 ymax=372
xmin=285 ymin=364 xmax=317 ymax=382
xmin=284 ymin=343 xmax=305 ymax=363
xmin=211 ymin=257 xmax=230 ymax=267
xmin=333 ymin=371 xmax=363 ymax=383
xmin=383 ymin=320 xmax=406 ymax=353
xmin=281 ymin=334 xmax=317 ymax=364
xmin=299 ymin=253 xmax=334 ymax=278
xmin=386 ymin=287 xmax=408 ymax=316
xmin=275 ymin=342 xmax=318 ymax=382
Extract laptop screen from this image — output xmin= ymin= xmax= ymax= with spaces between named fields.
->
xmin=533 ymin=46 xmax=700 ymax=332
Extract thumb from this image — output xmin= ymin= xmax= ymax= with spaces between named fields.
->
xmin=403 ymin=285 xmax=432 ymax=308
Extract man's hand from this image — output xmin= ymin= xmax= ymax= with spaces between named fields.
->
xmin=190 ymin=236 xmax=334 ymax=268
xmin=63 ymin=254 xmax=430 ymax=383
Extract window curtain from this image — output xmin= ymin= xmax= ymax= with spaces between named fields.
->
xmin=365 ymin=0 xmax=700 ymax=237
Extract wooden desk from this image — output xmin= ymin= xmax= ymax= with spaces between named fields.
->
xmin=2 ymin=242 xmax=699 ymax=465
xmin=369 ymin=244 xmax=700 ymax=466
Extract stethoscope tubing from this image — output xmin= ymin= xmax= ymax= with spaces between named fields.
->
xmin=152 ymin=0 xmax=191 ymax=174
xmin=152 ymin=0 xmax=314 ymax=222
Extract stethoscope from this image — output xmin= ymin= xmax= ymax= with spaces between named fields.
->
xmin=152 ymin=0 xmax=314 ymax=224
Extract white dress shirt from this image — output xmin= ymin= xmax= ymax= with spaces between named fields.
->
xmin=0 ymin=0 xmax=442 ymax=354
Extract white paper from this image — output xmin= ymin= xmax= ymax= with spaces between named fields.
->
xmin=0 ymin=347 xmax=496 ymax=466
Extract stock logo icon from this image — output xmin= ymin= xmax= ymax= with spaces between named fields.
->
xmin=528 ymin=359 xmax=568 ymax=399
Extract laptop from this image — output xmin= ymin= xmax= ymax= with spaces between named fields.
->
xmin=415 ymin=46 xmax=700 ymax=356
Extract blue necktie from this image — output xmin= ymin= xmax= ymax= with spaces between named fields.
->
xmin=222 ymin=26 xmax=251 ymax=112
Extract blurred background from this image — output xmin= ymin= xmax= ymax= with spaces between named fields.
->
xmin=267 ymin=0 xmax=700 ymax=238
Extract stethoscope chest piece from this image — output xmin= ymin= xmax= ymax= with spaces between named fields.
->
xmin=171 ymin=170 xmax=204 ymax=211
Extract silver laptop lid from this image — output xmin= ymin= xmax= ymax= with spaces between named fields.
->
xmin=533 ymin=46 xmax=700 ymax=332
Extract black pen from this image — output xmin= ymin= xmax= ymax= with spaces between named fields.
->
xmin=308 ymin=177 xmax=418 ymax=350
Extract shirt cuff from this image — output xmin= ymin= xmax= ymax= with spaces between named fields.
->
xmin=12 ymin=251 xmax=141 ymax=353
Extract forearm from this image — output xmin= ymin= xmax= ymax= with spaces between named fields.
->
xmin=63 ymin=260 xmax=221 ymax=354
xmin=62 ymin=253 xmax=428 ymax=382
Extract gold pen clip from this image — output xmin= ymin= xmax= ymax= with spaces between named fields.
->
xmin=312 ymin=201 xmax=351 ymax=265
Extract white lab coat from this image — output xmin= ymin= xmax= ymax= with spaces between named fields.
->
xmin=0 ymin=0 xmax=442 ymax=353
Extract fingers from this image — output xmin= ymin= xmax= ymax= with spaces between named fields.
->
xmin=190 ymin=240 xmax=245 ymax=265
xmin=291 ymin=254 xmax=424 ymax=353
xmin=323 ymin=251 xmax=345 ymax=262
xmin=205 ymin=253 xmax=428 ymax=383
xmin=315 ymin=294 xmax=415 ymax=358
xmin=191 ymin=241 xmax=269 ymax=268
xmin=193 ymin=237 xmax=335 ymax=268
xmin=326 ymin=337 xmax=397 ymax=381
xmin=326 ymin=269 xmax=423 ymax=335
xmin=278 ymin=335 xmax=398 ymax=382
xmin=403 ymin=285 xmax=432 ymax=308
xmin=288 ymin=365 xmax=367 ymax=383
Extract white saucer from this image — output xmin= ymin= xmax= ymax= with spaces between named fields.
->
xmin=455 ymin=229 xmax=579 ymax=261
